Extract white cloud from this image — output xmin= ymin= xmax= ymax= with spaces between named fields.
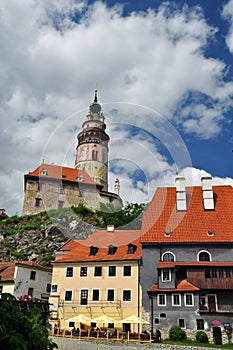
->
xmin=0 ymin=0 xmax=233 ymax=215
xmin=222 ymin=0 xmax=233 ymax=53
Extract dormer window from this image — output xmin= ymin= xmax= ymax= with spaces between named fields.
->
xmin=108 ymin=245 xmax=117 ymax=255
xmin=127 ymin=244 xmax=137 ymax=254
xmin=90 ymin=246 xmax=99 ymax=256
xmin=40 ymin=168 xmax=47 ymax=176
xmin=207 ymin=231 xmax=214 ymax=236
xmin=164 ymin=232 xmax=171 ymax=237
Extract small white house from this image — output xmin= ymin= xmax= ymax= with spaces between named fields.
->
xmin=0 ymin=261 xmax=52 ymax=300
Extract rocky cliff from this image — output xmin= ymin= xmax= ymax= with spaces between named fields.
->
xmin=0 ymin=203 xmax=145 ymax=266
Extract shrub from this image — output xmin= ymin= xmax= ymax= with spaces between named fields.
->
xmin=169 ymin=325 xmax=187 ymax=341
xmin=195 ymin=330 xmax=209 ymax=343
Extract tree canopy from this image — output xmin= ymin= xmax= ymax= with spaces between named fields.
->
xmin=0 ymin=293 xmax=57 ymax=350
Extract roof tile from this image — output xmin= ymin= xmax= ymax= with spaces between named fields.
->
xmin=141 ymin=185 xmax=233 ymax=243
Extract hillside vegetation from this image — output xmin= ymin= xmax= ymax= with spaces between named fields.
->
xmin=0 ymin=203 xmax=146 ymax=266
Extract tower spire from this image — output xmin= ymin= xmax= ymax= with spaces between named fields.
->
xmin=94 ymin=89 xmax=98 ymax=103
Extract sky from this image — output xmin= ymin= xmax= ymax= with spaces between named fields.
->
xmin=0 ymin=0 xmax=233 ymax=216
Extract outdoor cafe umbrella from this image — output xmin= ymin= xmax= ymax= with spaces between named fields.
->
xmin=119 ymin=315 xmax=150 ymax=324
xmin=91 ymin=315 xmax=116 ymax=326
xmin=66 ymin=314 xmax=91 ymax=324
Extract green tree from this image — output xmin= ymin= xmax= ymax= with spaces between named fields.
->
xmin=0 ymin=293 xmax=57 ymax=350
xmin=96 ymin=202 xmax=147 ymax=229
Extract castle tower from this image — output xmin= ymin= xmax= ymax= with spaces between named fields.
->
xmin=75 ymin=90 xmax=109 ymax=191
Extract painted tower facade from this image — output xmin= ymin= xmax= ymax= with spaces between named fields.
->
xmin=75 ymin=91 xmax=109 ymax=191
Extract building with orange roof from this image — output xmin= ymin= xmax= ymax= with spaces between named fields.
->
xmin=49 ymin=226 xmax=143 ymax=332
xmin=22 ymin=91 xmax=122 ymax=215
xmin=0 ymin=261 xmax=52 ymax=301
xmin=140 ymin=176 xmax=233 ymax=337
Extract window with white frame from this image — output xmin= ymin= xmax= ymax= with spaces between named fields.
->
xmin=123 ymin=265 xmax=131 ymax=277
xmin=184 ymin=293 xmax=194 ymax=306
xmin=162 ymin=269 xmax=171 ymax=281
xmin=108 ymin=266 xmax=116 ymax=277
xmin=157 ymin=294 xmax=166 ymax=306
xmin=80 ymin=289 xmax=88 ymax=305
xmin=94 ymin=266 xmax=102 ymax=277
xmin=172 ymin=294 xmax=181 ymax=306
xmin=123 ymin=290 xmax=131 ymax=301
xmin=80 ymin=266 xmax=88 ymax=277
xmin=66 ymin=267 xmax=73 ymax=277
xmin=92 ymin=289 xmax=99 ymax=301
xmin=197 ymin=250 xmax=211 ymax=261
xmin=162 ymin=252 xmax=175 ymax=262
xmin=65 ymin=290 xmax=72 ymax=301
xmin=107 ymin=289 xmax=115 ymax=301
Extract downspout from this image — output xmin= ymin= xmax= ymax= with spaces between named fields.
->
xmin=138 ymin=259 xmax=140 ymax=333
xmin=151 ymin=296 xmax=154 ymax=335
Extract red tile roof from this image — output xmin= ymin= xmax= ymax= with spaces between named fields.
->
xmin=84 ymin=229 xmax=141 ymax=248
xmin=59 ymin=239 xmax=82 ymax=251
xmin=148 ymin=279 xmax=199 ymax=293
xmin=141 ymin=185 xmax=233 ymax=243
xmin=26 ymin=163 xmax=98 ymax=186
xmin=16 ymin=261 xmax=51 ymax=271
xmin=53 ymin=231 xmax=142 ymax=263
xmin=0 ymin=262 xmax=15 ymax=281
xmin=0 ymin=261 xmax=51 ymax=281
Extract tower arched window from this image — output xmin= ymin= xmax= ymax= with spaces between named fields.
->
xmin=162 ymin=252 xmax=175 ymax=262
xmin=198 ymin=250 xmax=211 ymax=262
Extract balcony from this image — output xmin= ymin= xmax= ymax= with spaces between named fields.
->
xmin=58 ymin=299 xmax=121 ymax=309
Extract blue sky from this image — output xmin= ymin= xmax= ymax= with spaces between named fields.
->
xmin=0 ymin=0 xmax=232 ymax=215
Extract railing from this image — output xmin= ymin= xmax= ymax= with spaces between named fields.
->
xmin=58 ymin=299 xmax=121 ymax=308
xmin=51 ymin=329 xmax=153 ymax=343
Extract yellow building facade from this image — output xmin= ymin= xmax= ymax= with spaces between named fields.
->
xmin=49 ymin=229 xmax=144 ymax=333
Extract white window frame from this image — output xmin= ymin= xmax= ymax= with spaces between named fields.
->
xmin=197 ymin=250 xmax=212 ymax=262
xmin=123 ymin=265 xmax=132 ymax=277
xmin=172 ymin=293 xmax=181 ymax=306
xmin=184 ymin=293 xmax=194 ymax=307
xmin=161 ymin=268 xmax=171 ymax=282
xmin=66 ymin=267 xmax=74 ymax=278
xmin=65 ymin=290 xmax=73 ymax=302
xmin=92 ymin=289 xmax=100 ymax=302
xmin=162 ymin=251 xmax=176 ymax=262
xmin=80 ymin=289 xmax=88 ymax=305
xmin=122 ymin=289 xmax=132 ymax=302
xmin=80 ymin=266 xmax=88 ymax=277
xmin=108 ymin=265 xmax=117 ymax=277
xmin=94 ymin=266 xmax=102 ymax=277
xmin=107 ymin=289 xmax=115 ymax=302
xmin=157 ymin=294 xmax=166 ymax=306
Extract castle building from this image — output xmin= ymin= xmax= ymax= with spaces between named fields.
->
xmin=22 ymin=92 xmax=122 ymax=215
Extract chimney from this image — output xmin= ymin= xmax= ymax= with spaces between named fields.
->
xmin=201 ymin=176 xmax=214 ymax=210
xmin=114 ymin=178 xmax=120 ymax=195
xmin=175 ymin=177 xmax=187 ymax=211
xmin=107 ymin=224 xmax=114 ymax=232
